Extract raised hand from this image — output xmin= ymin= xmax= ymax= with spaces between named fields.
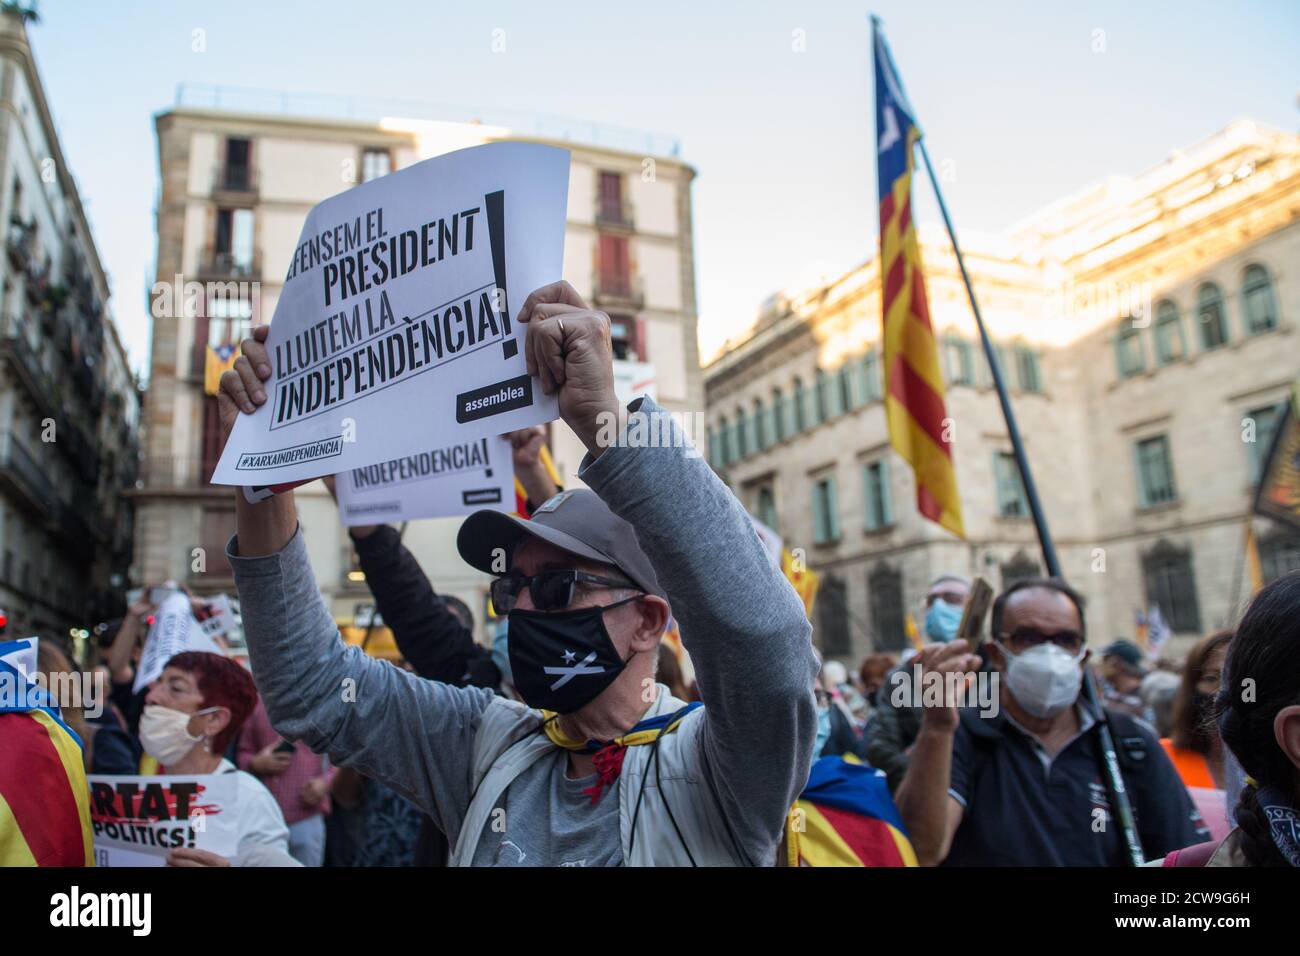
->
xmin=518 ymin=281 xmax=621 ymax=456
xmin=217 ymin=325 xmax=272 ymax=445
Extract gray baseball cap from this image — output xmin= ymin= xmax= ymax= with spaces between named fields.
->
xmin=457 ymin=489 xmax=665 ymax=600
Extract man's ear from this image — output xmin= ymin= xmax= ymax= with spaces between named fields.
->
xmin=1274 ymin=705 xmax=1300 ymax=772
xmin=630 ymin=595 xmax=670 ymax=653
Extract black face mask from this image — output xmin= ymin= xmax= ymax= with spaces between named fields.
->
xmin=507 ymin=597 xmax=639 ymax=713
xmin=1192 ymin=691 xmax=1216 ymax=722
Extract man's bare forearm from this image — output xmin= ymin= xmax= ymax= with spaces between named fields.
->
xmin=516 ymin=458 xmax=559 ymax=507
xmin=895 ymin=720 xmax=958 ymax=866
xmin=107 ymin=612 xmax=142 ymax=682
xmin=234 ymin=489 xmax=299 ymax=557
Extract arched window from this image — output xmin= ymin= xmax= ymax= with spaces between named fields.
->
xmin=717 ymin=415 xmax=731 ymax=464
xmin=1153 ymin=300 xmax=1185 ymax=365
xmin=868 ymin=564 xmax=905 ymax=652
xmin=1014 ymin=344 xmax=1042 ymax=392
xmin=861 ymin=350 xmax=882 ymax=401
xmin=756 ymin=485 xmax=777 ymax=532
xmin=772 ymin=388 xmax=786 ymax=442
xmin=814 ymin=368 xmax=830 ymax=424
xmin=817 ymin=574 xmax=852 ymax=657
xmin=1142 ymin=540 xmax=1201 ymax=633
xmin=1000 ymin=551 xmax=1041 ymax=588
xmin=1115 ymin=316 xmax=1146 ymax=379
xmin=1241 ymin=264 xmax=1278 ymax=334
xmin=753 ymin=398 xmax=767 ymax=450
xmin=1197 ymin=282 xmax=1228 ymax=350
xmin=792 ymin=377 xmax=807 ymax=432
xmin=735 ymin=407 xmax=749 ymax=458
xmin=945 ymin=335 xmax=975 ymax=386
xmin=837 ymin=364 xmax=854 ymax=412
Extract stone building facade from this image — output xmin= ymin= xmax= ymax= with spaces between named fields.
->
xmin=704 ymin=121 xmax=1300 ymax=663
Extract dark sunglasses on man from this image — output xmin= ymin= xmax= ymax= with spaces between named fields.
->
xmin=490 ymin=569 xmax=643 ymax=614
xmin=996 ymin=628 xmax=1085 ymax=655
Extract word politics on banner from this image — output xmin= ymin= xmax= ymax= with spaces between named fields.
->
xmin=88 ymin=774 xmax=240 ymax=867
xmin=212 ymin=141 xmax=570 ymax=487
xmin=133 ymin=593 xmax=223 ymax=693
xmin=335 ymin=433 xmax=516 ymax=525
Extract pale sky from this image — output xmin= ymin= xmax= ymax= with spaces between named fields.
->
xmin=27 ymin=0 xmax=1300 ymax=378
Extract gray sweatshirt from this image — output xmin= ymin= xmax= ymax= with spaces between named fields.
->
xmin=229 ymin=398 xmax=819 ymax=865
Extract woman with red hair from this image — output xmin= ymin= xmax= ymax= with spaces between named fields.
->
xmin=141 ymin=650 xmax=296 ymax=866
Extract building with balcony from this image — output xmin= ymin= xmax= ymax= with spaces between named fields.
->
xmin=136 ymin=88 xmax=700 ymax=637
xmin=704 ymin=120 xmax=1300 ymax=663
xmin=0 ymin=11 xmax=141 ymax=636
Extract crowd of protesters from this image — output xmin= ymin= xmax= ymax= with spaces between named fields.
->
xmin=5 ymin=280 xmax=1299 ymax=868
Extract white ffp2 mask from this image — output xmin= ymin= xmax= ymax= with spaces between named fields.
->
xmin=996 ymin=642 xmax=1084 ymax=718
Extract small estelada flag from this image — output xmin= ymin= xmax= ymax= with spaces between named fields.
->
xmin=204 ymin=343 xmax=240 ymax=396
xmin=1253 ymin=383 xmax=1300 ymax=533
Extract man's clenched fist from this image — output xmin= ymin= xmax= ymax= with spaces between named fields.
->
xmin=518 ymin=281 xmax=621 ymax=456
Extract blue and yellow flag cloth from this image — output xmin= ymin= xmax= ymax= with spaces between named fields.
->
xmin=204 ymin=342 xmax=240 ymax=396
xmin=786 ymin=755 xmax=917 ymax=867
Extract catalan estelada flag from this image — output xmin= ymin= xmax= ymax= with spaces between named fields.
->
xmin=204 ymin=342 xmax=240 ymax=396
xmin=874 ymin=21 xmax=964 ymax=538
xmin=786 ymin=755 xmax=917 ymax=867
xmin=0 ymin=660 xmax=94 ymax=866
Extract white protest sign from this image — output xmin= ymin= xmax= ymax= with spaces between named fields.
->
xmin=133 ymin=593 xmax=223 ymax=693
xmin=211 ymin=141 xmax=569 ymax=486
xmin=197 ymin=594 xmax=237 ymax=640
xmin=613 ymin=359 xmax=657 ymax=405
xmin=335 ymin=433 xmax=516 ymax=525
xmin=88 ymin=773 xmax=241 ymax=867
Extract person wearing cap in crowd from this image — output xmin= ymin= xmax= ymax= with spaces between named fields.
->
xmin=895 ymin=579 xmax=1208 ymax=866
xmin=1097 ymin=638 xmax=1155 ymax=724
xmin=216 ymin=280 xmax=819 ymax=866
xmin=867 ymin=574 xmax=972 ymax=792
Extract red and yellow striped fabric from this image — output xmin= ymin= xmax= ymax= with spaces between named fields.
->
xmin=874 ymin=26 xmax=964 ymax=538
xmin=786 ymin=756 xmax=918 ymax=867
xmin=0 ymin=709 xmax=94 ymax=866
xmin=513 ymin=442 xmax=562 ymax=516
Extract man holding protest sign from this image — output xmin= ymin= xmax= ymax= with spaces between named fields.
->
xmin=218 ymin=281 xmax=819 ymax=866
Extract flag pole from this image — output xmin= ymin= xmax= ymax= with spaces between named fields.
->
xmin=872 ymin=15 xmax=1146 ymax=866
xmin=913 ymin=143 xmax=1059 ymax=575
xmin=913 ymin=137 xmax=1147 ymax=869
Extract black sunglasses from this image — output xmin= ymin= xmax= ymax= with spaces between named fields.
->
xmin=491 ymin=569 xmax=640 ymax=613
xmin=997 ymin=629 xmax=1085 ymax=655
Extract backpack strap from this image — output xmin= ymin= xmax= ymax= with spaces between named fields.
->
xmin=1162 ymin=839 xmax=1219 ymax=867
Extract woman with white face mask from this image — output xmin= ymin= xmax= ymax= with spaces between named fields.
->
xmin=140 ymin=651 xmax=297 ymax=867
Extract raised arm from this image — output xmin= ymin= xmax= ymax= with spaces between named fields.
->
xmin=893 ymin=641 xmax=980 ymax=866
xmin=520 ymin=281 xmax=821 ymax=864
xmin=216 ymin=327 xmax=496 ymax=836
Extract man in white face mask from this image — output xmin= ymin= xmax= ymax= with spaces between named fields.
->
xmin=895 ymin=579 xmax=1208 ymax=866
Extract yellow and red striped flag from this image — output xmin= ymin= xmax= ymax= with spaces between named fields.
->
xmin=873 ymin=23 xmax=964 ymax=538
xmin=0 ymin=662 xmax=93 ymax=866
xmin=513 ymin=443 xmax=562 ymax=516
